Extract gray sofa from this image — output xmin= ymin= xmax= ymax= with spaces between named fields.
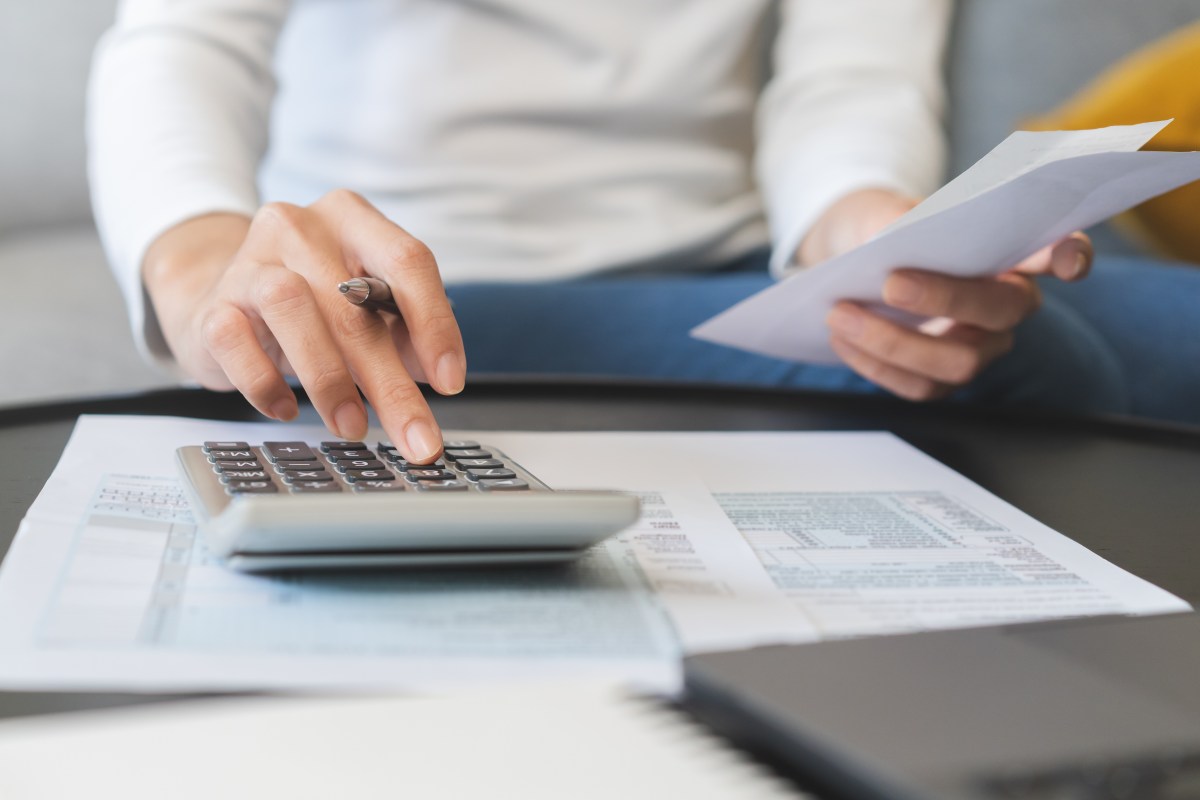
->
xmin=0 ymin=3 xmax=170 ymax=405
xmin=2 ymin=0 xmax=1197 ymax=407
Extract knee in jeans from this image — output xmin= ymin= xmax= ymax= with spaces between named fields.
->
xmin=971 ymin=299 xmax=1131 ymax=416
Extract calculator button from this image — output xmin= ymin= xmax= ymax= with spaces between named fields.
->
xmin=376 ymin=442 xmax=399 ymax=452
xmin=404 ymin=469 xmax=457 ymax=482
xmin=212 ymin=459 xmax=262 ymax=470
xmin=344 ymin=469 xmax=395 ymax=482
xmin=220 ymin=470 xmax=269 ymax=481
xmin=415 ymin=479 xmax=469 ymax=492
xmin=386 ymin=454 xmax=447 ymax=470
xmin=354 ymin=481 xmax=408 ymax=492
xmin=478 ymin=479 xmax=530 ymax=491
xmin=326 ymin=450 xmax=375 ymax=461
xmin=226 ymin=480 xmax=278 ymax=493
xmin=204 ymin=441 xmax=250 ymax=452
xmin=263 ymin=442 xmax=317 ymax=462
xmin=465 ymin=468 xmax=516 ymax=481
xmin=274 ymin=460 xmax=322 ymax=470
xmin=443 ymin=449 xmax=492 ymax=461
xmin=320 ymin=441 xmax=366 ymax=452
xmin=333 ymin=459 xmax=384 ymax=472
xmin=442 ymin=440 xmax=480 ymax=450
xmin=451 ymin=458 xmax=504 ymax=470
xmin=208 ymin=449 xmax=256 ymax=460
xmin=276 ymin=462 xmax=328 ymax=474
xmin=281 ymin=469 xmax=333 ymax=482
xmin=290 ymin=481 xmax=343 ymax=493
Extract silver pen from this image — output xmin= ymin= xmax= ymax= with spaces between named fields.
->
xmin=337 ymin=277 xmax=400 ymax=314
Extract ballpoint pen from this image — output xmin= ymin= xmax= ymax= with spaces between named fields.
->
xmin=338 ymin=277 xmax=454 ymax=314
xmin=337 ymin=276 xmax=400 ymax=314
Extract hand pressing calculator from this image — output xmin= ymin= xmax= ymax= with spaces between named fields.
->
xmin=177 ymin=439 xmax=639 ymax=572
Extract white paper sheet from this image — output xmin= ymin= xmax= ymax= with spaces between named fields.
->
xmin=0 ymin=683 xmax=802 ymax=800
xmin=0 ymin=417 xmax=679 ymax=693
xmin=527 ymin=430 xmax=1186 ymax=640
xmin=692 ymin=121 xmax=1200 ymax=364
xmin=0 ymin=416 xmax=1186 ymax=693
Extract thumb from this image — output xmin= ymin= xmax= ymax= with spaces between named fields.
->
xmin=1014 ymin=231 xmax=1093 ymax=281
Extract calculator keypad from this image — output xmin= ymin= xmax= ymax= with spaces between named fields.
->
xmin=202 ymin=441 xmax=542 ymax=497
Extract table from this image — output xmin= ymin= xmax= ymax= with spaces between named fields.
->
xmin=2 ymin=378 xmax=1198 ymax=719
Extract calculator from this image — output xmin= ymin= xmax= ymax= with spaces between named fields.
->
xmin=176 ymin=439 xmax=640 ymax=572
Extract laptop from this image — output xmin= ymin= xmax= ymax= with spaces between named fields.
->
xmin=683 ymin=611 xmax=1200 ymax=800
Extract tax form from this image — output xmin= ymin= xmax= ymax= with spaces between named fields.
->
xmin=515 ymin=430 xmax=1187 ymax=643
xmin=0 ymin=417 xmax=679 ymax=693
xmin=0 ymin=416 xmax=1186 ymax=692
xmin=692 ymin=120 xmax=1200 ymax=364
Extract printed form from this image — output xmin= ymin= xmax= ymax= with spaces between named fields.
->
xmin=0 ymin=416 xmax=1186 ymax=692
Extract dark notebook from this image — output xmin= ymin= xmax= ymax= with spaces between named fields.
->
xmin=684 ymin=612 xmax=1200 ymax=800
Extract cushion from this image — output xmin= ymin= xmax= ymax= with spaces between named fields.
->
xmin=1026 ymin=21 xmax=1200 ymax=264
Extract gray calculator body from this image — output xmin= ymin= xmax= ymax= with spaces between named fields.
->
xmin=177 ymin=441 xmax=640 ymax=572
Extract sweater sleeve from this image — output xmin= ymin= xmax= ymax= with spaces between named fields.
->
xmin=756 ymin=0 xmax=952 ymax=276
xmin=87 ymin=0 xmax=291 ymax=372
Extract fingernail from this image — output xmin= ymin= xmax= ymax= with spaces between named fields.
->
xmin=334 ymin=401 xmax=367 ymax=439
xmin=270 ymin=398 xmax=298 ymax=421
xmin=436 ymin=352 xmax=466 ymax=395
xmin=827 ymin=307 xmax=864 ymax=339
xmin=405 ymin=419 xmax=443 ymax=463
xmin=1069 ymin=252 xmax=1087 ymax=280
xmin=884 ymin=274 xmax=922 ymax=307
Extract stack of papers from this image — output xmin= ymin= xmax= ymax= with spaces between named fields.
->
xmin=0 ymin=415 xmax=1185 ymax=694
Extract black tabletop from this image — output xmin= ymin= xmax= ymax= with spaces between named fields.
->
xmin=2 ymin=378 xmax=1198 ymax=719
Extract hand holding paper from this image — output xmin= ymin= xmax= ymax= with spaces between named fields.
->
xmin=692 ymin=121 xmax=1200 ymax=367
xmin=792 ymin=189 xmax=1092 ymax=400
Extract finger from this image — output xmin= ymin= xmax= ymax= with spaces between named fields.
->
xmin=175 ymin=323 xmax=237 ymax=393
xmin=246 ymin=265 xmax=369 ymax=440
xmin=829 ymin=336 xmax=952 ymax=401
xmin=827 ymin=302 xmax=1013 ymax=386
xmin=883 ymin=270 xmax=1041 ymax=332
xmin=323 ymin=190 xmax=466 ymax=396
xmin=1013 ymin=244 xmax=1053 ymax=274
xmin=198 ymin=302 xmax=298 ymax=421
xmin=1046 ymin=232 xmax=1093 ymax=282
xmin=1014 ymin=231 xmax=1093 ymax=280
xmin=328 ymin=299 xmax=445 ymax=463
xmin=247 ymin=198 xmax=444 ymax=462
xmin=385 ymin=315 xmax=430 ymax=384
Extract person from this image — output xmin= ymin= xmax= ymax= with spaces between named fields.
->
xmin=87 ymin=0 xmax=1196 ymax=465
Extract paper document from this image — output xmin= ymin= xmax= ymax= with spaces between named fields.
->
xmin=541 ymin=430 xmax=1186 ymax=640
xmin=692 ymin=120 xmax=1200 ymax=363
xmin=0 ymin=417 xmax=678 ymax=693
xmin=0 ymin=683 xmax=802 ymax=800
xmin=0 ymin=416 xmax=1186 ymax=693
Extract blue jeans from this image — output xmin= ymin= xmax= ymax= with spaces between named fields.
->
xmin=446 ymin=251 xmax=1200 ymax=425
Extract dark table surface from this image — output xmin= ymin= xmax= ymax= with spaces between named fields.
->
xmin=2 ymin=378 xmax=1198 ymax=719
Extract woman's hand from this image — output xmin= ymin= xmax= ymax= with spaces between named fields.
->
xmin=801 ymin=189 xmax=1094 ymax=401
xmin=143 ymin=189 xmax=465 ymax=463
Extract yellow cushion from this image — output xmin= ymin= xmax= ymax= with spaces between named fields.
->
xmin=1026 ymin=21 xmax=1200 ymax=264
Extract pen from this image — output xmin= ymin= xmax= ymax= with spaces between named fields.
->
xmin=338 ymin=276 xmax=400 ymax=314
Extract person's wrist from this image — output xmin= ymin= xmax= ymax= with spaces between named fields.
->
xmin=797 ymin=188 xmax=919 ymax=267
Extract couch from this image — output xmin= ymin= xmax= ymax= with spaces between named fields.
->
xmin=2 ymin=0 xmax=1196 ymax=406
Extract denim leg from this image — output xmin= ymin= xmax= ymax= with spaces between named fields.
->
xmin=952 ymin=290 xmax=1129 ymax=415
xmin=447 ymin=268 xmax=881 ymax=393
xmin=1039 ymin=256 xmax=1200 ymax=425
xmin=447 ymin=257 xmax=1159 ymax=418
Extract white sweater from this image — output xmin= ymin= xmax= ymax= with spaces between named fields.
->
xmin=88 ymin=0 xmax=950 ymax=363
